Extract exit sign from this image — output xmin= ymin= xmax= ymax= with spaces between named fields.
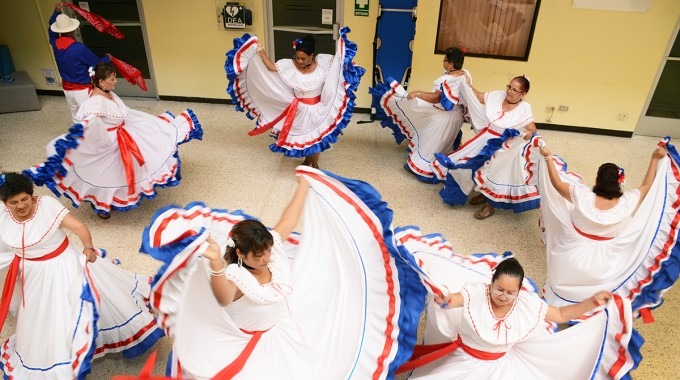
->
xmin=355 ymin=0 xmax=369 ymax=17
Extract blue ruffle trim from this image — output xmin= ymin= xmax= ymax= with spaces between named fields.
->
xmin=486 ymin=197 xmax=540 ymax=213
xmin=439 ymin=82 xmax=456 ymax=111
xmin=321 ymin=171 xmax=426 ymax=378
xmin=24 ymin=120 xmax=198 ymax=216
xmin=76 ymin=275 xmax=100 ymax=380
xmin=178 ymin=108 xmax=204 ymax=144
xmin=23 ymin=123 xmax=85 ymax=190
xmin=620 ymin=328 xmax=644 ymax=380
xmin=122 ymin=328 xmax=165 ymax=359
xmin=631 ymin=139 xmax=680 ymax=314
xmin=269 ymin=27 xmax=366 ymax=158
xmin=224 ymin=33 xmax=258 ymax=120
xmin=435 ymin=128 xmax=521 ymax=206
xmin=141 ymin=202 xmax=257 ymax=288
xmin=368 ymin=78 xmax=407 ymax=145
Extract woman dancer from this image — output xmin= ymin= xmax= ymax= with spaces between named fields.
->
xmin=141 ymin=167 xmax=425 ymax=379
xmin=370 ymin=47 xmax=468 ymax=183
xmin=0 ymin=172 xmax=162 ymax=379
xmin=225 ymin=29 xmax=365 ymax=168
xmin=388 ymin=230 xmax=640 ymax=379
xmin=25 ymin=62 xmax=202 ymax=218
xmin=539 ymin=141 xmax=680 ymax=320
xmin=432 ymin=75 xmax=538 ymax=219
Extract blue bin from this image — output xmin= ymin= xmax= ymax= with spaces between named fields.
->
xmin=0 ymin=45 xmax=15 ymax=80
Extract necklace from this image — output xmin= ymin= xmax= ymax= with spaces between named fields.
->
xmin=505 ymin=98 xmax=522 ymax=105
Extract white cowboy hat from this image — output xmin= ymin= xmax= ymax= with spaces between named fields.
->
xmin=50 ymin=14 xmax=80 ymax=33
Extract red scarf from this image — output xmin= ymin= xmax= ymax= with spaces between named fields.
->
xmin=111 ymin=56 xmax=148 ymax=91
xmin=62 ymin=3 xmax=124 ymax=39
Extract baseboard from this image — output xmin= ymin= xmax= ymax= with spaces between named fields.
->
xmin=536 ymin=123 xmax=632 ymax=138
xmin=159 ymin=95 xmax=231 ymax=104
xmin=33 ymin=91 xmax=631 ymax=138
xmin=36 ymin=89 xmax=64 ymax=96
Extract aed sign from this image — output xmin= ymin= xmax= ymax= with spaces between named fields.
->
xmin=223 ymin=4 xmax=246 ymax=29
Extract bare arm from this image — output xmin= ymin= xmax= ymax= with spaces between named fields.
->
xmin=638 ymin=146 xmax=667 ymax=201
xmin=257 ymin=46 xmax=277 ymax=72
xmin=524 ymin=121 xmax=537 ymax=135
xmin=407 ymin=90 xmax=442 ymax=104
xmin=60 ymin=213 xmax=97 ymax=262
xmin=273 ymin=177 xmax=310 ymax=240
xmin=202 ymin=237 xmax=241 ymax=307
xmin=544 ymin=291 xmax=611 ymax=323
xmin=540 ymin=146 xmax=572 ymax=202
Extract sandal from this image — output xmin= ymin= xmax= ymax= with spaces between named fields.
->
xmin=469 ymin=194 xmax=487 ymax=205
xmin=474 ymin=205 xmax=495 ymax=220
xmin=90 ymin=203 xmax=111 ymax=220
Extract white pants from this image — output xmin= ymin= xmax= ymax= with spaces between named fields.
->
xmin=64 ymin=88 xmax=90 ymax=123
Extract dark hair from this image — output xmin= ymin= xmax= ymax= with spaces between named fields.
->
xmin=223 ymin=219 xmax=274 ymax=264
xmin=512 ymin=75 xmax=530 ymax=93
xmin=0 ymin=172 xmax=34 ymax=202
xmin=294 ymin=35 xmax=316 ymax=56
xmin=593 ymin=163 xmax=623 ymax=199
xmin=92 ymin=62 xmax=116 ymax=87
xmin=444 ymin=47 xmax=465 ymax=70
xmin=491 ymin=257 xmax=524 ymax=287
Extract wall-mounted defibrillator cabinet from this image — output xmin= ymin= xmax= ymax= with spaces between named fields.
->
xmin=216 ymin=1 xmax=254 ymax=30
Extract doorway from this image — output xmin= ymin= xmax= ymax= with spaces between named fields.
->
xmin=635 ymin=19 xmax=680 ymax=137
xmin=69 ymin=0 xmax=156 ymax=98
xmin=265 ymin=0 xmax=343 ymax=61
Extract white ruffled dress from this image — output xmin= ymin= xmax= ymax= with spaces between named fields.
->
xmin=25 ymin=92 xmax=203 ymax=215
xmin=141 ymin=166 xmax=425 ymax=379
xmin=0 ymin=196 xmax=163 ymax=379
xmin=539 ymin=138 xmax=680 ymax=320
xmin=225 ymin=27 xmax=365 ymax=158
xmin=432 ymin=76 xmax=539 ymax=212
xmin=391 ymin=226 xmax=641 ymax=379
xmin=370 ymin=72 xmax=468 ymax=183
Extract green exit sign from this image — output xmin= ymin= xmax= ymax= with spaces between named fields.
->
xmin=355 ymin=0 xmax=369 ymax=17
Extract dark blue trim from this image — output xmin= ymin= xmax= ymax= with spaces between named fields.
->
xmin=226 ymin=29 xmax=366 ymax=158
xmin=24 ymin=110 xmax=202 ymax=216
xmin=321 ymin=171 xmax=426 ymax=378
xmin=368 ymin=78 xmax=407 ymax=145
xmin=122 ymin=328 xmax=165 ymax=359
xmin=435 ymin=128 xmax=521 ymax=206
xmin=141 ymin=202 xmax=257 ymax=288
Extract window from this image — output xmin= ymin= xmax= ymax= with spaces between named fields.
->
xmin=435 ymin=0 xmax=541 ymax=61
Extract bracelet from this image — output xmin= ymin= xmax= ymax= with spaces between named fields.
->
xmin=83 ymin=246 xmax=96 ymax=252
xmin=591 ymin=296 xmax=600 ymax=307
xmin=544 ymin=156 xmax=550 ymax=161
xmin=210 ymin=266 xmax=226 ymax=277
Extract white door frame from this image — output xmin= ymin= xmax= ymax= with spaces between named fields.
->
xmin=634 ymin=18 xmax=680 ymax=137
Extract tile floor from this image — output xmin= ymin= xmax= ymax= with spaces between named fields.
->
xmin=0 ymin=96 xmax=677 ymax=378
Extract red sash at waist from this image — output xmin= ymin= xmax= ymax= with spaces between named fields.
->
xmin=107 ymin=122 xmax=145 ymax=196
xmin=62 ymin=80 xmax=92 ymax=91
xmin=212 ymin=327 xmax=270 ymax=379
xmin=247 ymin=96 xmax=322 ymax=147
xmin=573 ymin=224 xmax=614 ymax=241
xmin=396 ymin=336 xmax=506 ymax=373
xmin=0 ymin=237 xmax=70 ymax=334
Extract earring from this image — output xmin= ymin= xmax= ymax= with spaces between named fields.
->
xmin=238 ymin=256 xmax=243 ymax=267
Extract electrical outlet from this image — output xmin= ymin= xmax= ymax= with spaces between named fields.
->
xmin=558 ymin=105 xmax=569 ymax=112
xmin=618 ymin=112 xmax=630 ymax=120
xmin=545 ymin=105 xmax=555 ymax=112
